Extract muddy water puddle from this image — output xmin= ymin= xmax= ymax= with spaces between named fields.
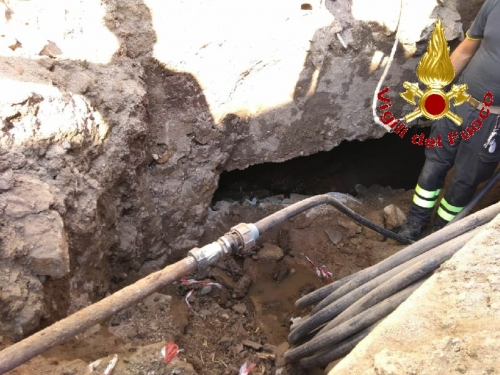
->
xmin=248 ymin=260 xmax=324 ymax=344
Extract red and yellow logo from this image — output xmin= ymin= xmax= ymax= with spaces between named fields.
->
xmin=400 ymin=19 xmax=470 ymax=125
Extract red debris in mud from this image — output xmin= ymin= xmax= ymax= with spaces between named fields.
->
xmin=161 ymin=341 xmax=179 ymax=364
xmin=239 ymin=360 xmax=256 ymax=375
xmin=303 ymin=253 xmax=333 ymax=279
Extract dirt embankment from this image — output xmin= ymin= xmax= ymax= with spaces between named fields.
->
xmin=4 ymin=186 xmax=413 ymax=375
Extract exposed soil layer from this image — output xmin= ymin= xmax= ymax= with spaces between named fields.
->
xmin=2 ymin=185 xmax=414 ymax=375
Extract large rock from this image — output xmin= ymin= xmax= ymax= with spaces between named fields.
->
xmin=0 ymin=175 xmax=69 ymax=278
xmin=0 ymin=264 xmax=46 ymax=340
xmin=255 ymin=243 xmax=285 ymax=263
xmin=24 ymin=211 xmax=69 ymax=278
xmin=383 ymin=204 xmax=407 ymax=230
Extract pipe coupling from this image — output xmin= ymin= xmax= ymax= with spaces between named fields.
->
xmin=187 ymin=242 xmax=224 ymax=270
xmin=230 ymin=223 xmax=260 ymax=253
xmin=188 ymin=223 xmax=259 ymax=270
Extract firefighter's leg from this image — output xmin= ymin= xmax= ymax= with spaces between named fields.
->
xmin=399 ymin=116 xmax=460 ymax=240
xmin=406 ymin=161 xmax=448 ymax=225
xmin=406 ymin=116 xmax=461 ymax=226
xmin=435 ymin=112 xmax=500 ymax=227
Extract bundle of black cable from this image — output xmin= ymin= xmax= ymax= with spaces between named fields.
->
xmin=283 ymin=200 xmax=500 ymax=370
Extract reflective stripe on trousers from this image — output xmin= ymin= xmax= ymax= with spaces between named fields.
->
xmin=412 ymin=184 xmax=441 ymax=209
xmin=436 ymin=197 xmax=464 ymax=223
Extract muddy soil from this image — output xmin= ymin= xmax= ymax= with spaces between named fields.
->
xmin=1 ymin=185 xmax=413 ymax=375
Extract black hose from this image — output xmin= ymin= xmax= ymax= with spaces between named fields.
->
xmin=289 ymin=248 xmax=423 ymax=344
xmin=450 ymin=168 xmax=500 ymax=223
xmin=323 ymin=194 xmax=414 ymax=244
xmin=284 ymin=279 xmax=426 ymax=362
xmin=299 ymin=321 xmax=380 ymax=369
xmin=316 ymin=227 xmax=478 ymax=336
xmin=296 ymin=196 xmax=500 ymax=311
xmin=288 ymin=226 xmax=478 ymax=345
xmin=254 ymin=193 xmax=414 ymax=244
xmin=294 ymin=272 xmax=358 ymax=310
xmin=307 ymin=200 xmax=500 ymax=315
xmin=255 ymin=194 xmax=333 ymax=233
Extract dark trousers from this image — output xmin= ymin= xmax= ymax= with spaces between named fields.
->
xmin=408 ymin=102 xmax=500 ymax=227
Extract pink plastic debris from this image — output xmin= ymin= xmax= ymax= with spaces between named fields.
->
xmin=181 ymin=277 xmax=222 ymax=289
xmin=319 ymin=268 xmax=332 ymax=278
xmin=161 ymin=341 xmax=179 ymax=364
xmin=184 ymin=289 xmax=196 ymax=313
xmin=303 ymin=253 xmax=333 ymax=279
xmin=181 ymin=278 xmax=200 ymax=286
xmin=239 ymin=360 xmax=256 ymax=375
